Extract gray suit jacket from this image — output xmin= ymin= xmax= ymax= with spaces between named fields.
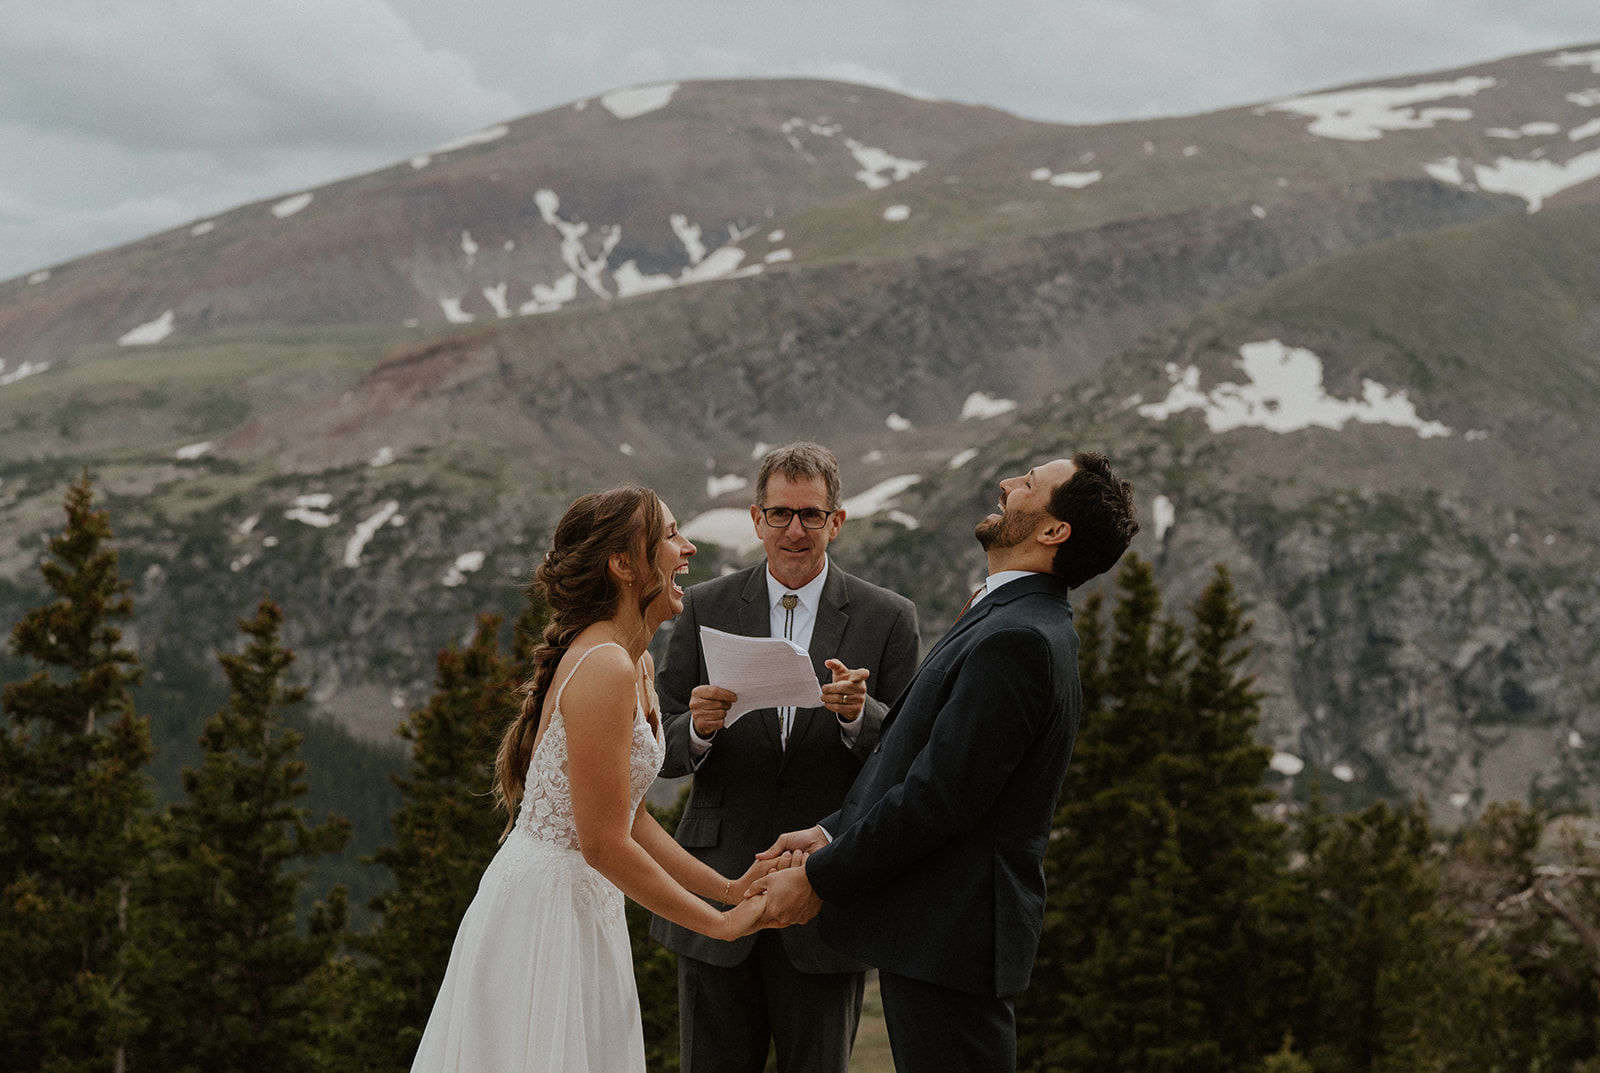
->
xmin=650 ymin=561 xmax=920 ymax=971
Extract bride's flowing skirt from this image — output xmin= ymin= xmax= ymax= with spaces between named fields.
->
xmin=411 ymin=834 xmax=645 ymax=1073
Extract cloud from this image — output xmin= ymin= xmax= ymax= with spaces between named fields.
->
xmin=3 ymin=0 xmax=1598 ymax=280
xmin=0 ymin=0 xmax=518 ymax=152
xmin=0 ymin=181 xmax=192 ymax=276
xmin=791 ymin=58 xmax=918 ymax=95
xmin=982 ymin=0 xmax=1600 ymax=121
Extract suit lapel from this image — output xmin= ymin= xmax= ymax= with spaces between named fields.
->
xmin=877 ymin=604 xmax=989 ymax=739
xmin=878 ymin=573 xmax=1069 ymax=737
xmin=809 ymin=568 xmax=849 ymax=668
xmin=736 ymin=566 xmax=771 ymax=637
xmin=917 ymin=590 xmax=998 ymax=666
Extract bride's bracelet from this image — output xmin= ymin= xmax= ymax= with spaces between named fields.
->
xmin=722 ymin=878 xmax=732 ymax=905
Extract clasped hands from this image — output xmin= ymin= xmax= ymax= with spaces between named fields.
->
xmin=689 ymin=661 xmax=871 ymax=737
xmin=722 ymin=826 xmax=829 ymax=937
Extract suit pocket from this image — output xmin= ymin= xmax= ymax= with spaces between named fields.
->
xmin=676 ymin=815 xmax=722 ymax=848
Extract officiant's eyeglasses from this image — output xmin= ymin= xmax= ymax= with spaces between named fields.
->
xmin=758 ymin=507 xmax=836 ymax=529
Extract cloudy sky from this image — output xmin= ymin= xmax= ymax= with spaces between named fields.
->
xmin=3 ymin=0 xmax=1599 ymax=282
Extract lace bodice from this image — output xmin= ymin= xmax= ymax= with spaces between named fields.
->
xmin=513 ymin=643 xmax=664 ymax=851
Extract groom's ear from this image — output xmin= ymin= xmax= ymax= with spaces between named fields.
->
xmin=1037 ymin=519 xmax=1070 ymax=548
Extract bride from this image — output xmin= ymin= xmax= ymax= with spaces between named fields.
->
xmin=413 ymin=485 xmax=782 ymax=1072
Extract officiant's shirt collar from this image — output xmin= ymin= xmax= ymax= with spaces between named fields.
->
xmin=767 ymin=556 xmax=830 ymax=611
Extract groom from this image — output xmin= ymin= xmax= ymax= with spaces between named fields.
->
xmin=751 ymin=451 xmax=1138 ymax=1072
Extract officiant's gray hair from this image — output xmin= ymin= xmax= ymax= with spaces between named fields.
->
xmin=756 ymin=442 xmax=842 ymax=510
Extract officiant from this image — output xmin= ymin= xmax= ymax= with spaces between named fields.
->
xmin=652 ymin=441 xmax=921 ymax=1073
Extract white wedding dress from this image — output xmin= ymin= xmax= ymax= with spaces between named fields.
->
xmin=412 ymin=643 xmax=664 ymax=1073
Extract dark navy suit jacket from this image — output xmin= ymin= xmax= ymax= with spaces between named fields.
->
xmin=807 ymin=571 xmax=1081 ymax=998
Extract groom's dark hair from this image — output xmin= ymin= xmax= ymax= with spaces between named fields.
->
xmin=1048 ymin=451 xmax=1138 ymax=589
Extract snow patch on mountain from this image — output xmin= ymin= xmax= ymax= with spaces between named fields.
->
xmin=947 ymin=448 xmax=980 ymax=469
xmin=345 ymin=501 xmax=401 ymax=567
xmin=1152 ymin=495 xmax=1176 ymax=542
xmin=671 ymin=214 xmax=706 ymax=265
xmin=410 ymin=124 xmax=510 ymax=169
xmin=843 ymin=474 xmax=921 ymax=518
xmin=960 ymin=392 xmax=1018 ymax=419
xmin=682 ymin=509 xmax=763 ymax=556
xmin=0 ymin=359 xmax=50 ymax=386
xmin=1474 ymin=148 xmax=1600 ymax=210
xmin=602 ymin=83 xmax=679 ymax=119
xmin=442 ymin=550 xmax=486 ymax=587
xmin=535 ymin=189 xmax=620 ymax=299
xmin=286 ymin=493 xmax=338 ymax=528
xmin=779 ymin=116 xmax=925 ymax=191
xmin=520 ymin=274 xmax=578 ymax=315
xmin=439 ymin=297 xmax=474 ymax=323
xmin=1547 ymin=49 xmax=1600 ymax=74
xmin=1032 ymin=167 xmax=1102 ymax=188
xmin=1427 ymin=147 xmax=1600 ymax=211
xmin=119 ymin=310 xmax=175 ymax=346
xmin=272 ymin=193 xmax=312 ymax=219
xmin=707 ymin=474 xmax=748 ymax=498
xmin=1262 ymin=77 xmax=1495 ymax=141
xmin=1485 ymin=122 xmax=1561 ymax=138
xmin=1138 ymin=339 xmax=1452 ymax=438
xmin=846 ymin=139 xmax=926 ymax=189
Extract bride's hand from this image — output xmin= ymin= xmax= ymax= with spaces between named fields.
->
xmin=727 ymin=851 xmax=802 ymax=901
xmin=717 ymin=893 xmax=772 ymax=939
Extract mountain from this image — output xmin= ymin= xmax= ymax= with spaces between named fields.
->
xmin=2 ymin=44 xmax=1599 ymax=825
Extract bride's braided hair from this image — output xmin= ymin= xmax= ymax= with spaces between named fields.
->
xmin=494 ymin=485 xmax=667 ymax=838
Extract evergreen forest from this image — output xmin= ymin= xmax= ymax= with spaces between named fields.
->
xmin=5 ymin=475 xmax=1600 ymax=1073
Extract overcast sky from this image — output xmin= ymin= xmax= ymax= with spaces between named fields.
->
xmin=3 ymin=0 xmax=1599 ymax=282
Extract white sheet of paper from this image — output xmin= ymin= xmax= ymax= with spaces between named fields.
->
xmin=699 ymin=625 xmax=825 ymax=726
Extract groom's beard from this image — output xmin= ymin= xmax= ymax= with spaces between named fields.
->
xmin=975 ymin=504 xmax=1048 ymax=551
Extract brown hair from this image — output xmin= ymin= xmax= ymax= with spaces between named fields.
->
xmin=493 ymin=485 xmax=666 ymax=837
xmin=1047 ymin=451 xmax=1139 ymax=589
xmin=756 ymin=441 xmax=842 ymax=509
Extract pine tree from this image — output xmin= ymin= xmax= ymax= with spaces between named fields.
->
xmin=1176 ymin=564 xmax=1292 ymax=1062
xmin=133 ymin=596 xmax=350 ymax=1073
xmin=1293 ymin=799 xmax=1523 ymax=1073
xmin=1446 ymin=802 xmax=1599 ymax=1068
xmin=349 ymin=612 xmax=523 ymax=1071
xmin=0 ymin=472 xmax=153 ymax=1073
xmin=1019 ymin=557 xmax=1288 ymax=1072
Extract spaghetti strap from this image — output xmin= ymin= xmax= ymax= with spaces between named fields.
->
xmin=552 ymin=642 xmax=629 ymax=712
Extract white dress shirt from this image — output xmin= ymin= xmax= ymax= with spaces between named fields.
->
xmin=969 ymin=569 xmax=1037 ymax=609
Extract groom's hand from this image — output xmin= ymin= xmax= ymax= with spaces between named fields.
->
xmin=732 ymin=850 xmax=800 ymax=899
xmin=751 ymin=863 xmax=823 ymax=926
xmin=756 ymin=825 xmax=827 ymax=861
